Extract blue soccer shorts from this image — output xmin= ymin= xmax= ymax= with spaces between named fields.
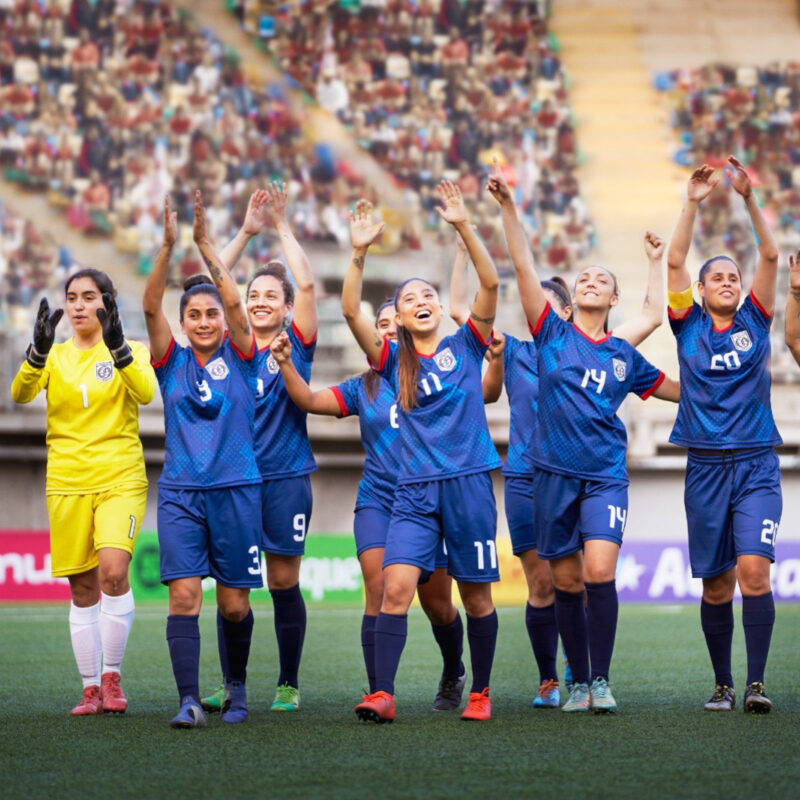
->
xmin=354 ymin=504 xmax=392 ymax=556
xmin=504 ymin=474 xmax=536 ymax=555
xmin=532 ymin=468 xmax=629 ymax=560
xmin=685 ymin=447 xmax=781 ymax=578
xmin=384 ymin=471 xmax=498 ymax=583
xmin=260 ymin=475 xmax=313 ymax=556
xmin=157 ymin=484 xmax=263 ymax=588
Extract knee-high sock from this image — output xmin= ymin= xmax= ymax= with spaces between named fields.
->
xmin=700 ymin=599 xmax=734 ymax=687
xmin=69 ymin=601 xmax=102 ymax=688
xmin=431 ymin=611 xmax=464 ymax=679
xmin=166 ymin=614 xmax=200 ymax=701
xmin=554 ymin=587 xmax=589 ymax=686
xmin=216 ymin=608 xmax=230 ymax=681
xmin=374 ymin=612 xmax=407 ymax=695
xmin=222 ymin=608 xmax=254 ymax=684
xmin=585 ymin=580 xmax=618 ymax=682
xmin=270 ymin=584 xmax=306 ymax=688
xmin=525 ymin=602 xmax=559 ymax=683
xmin=742 ymin=592 xmax=775 ymax=685
xmin=361 ymin=614 xmax=377 ymax=693
xmin=99 ymin=590 xmax=134 ymax=675
xmin=466 ymin=610 xmax=498 ymax=693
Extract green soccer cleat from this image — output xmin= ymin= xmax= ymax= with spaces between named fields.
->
xmin=200 ymin=683 xmax=225 ymax=713
xmin=562 ymin=682 xmax=591 ymax=712
xmin=271 ymin=683 xmax=300 ymax=712
xmin=590 ymin=677 xmax=617 ymax=713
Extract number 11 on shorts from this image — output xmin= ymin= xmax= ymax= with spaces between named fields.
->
xmin=474 ymin=540 xmax=497 ymax=571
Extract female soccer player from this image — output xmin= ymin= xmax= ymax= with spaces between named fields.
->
xmin=199 ymin=182 xmax=318 ymax=714
xmin=492 ymin=165 xmax=679 ymax=714
xmin=667 ymin=158 xmax=781 ymax=713
xmin=11 ymin=269 xmax=155 ymax=716
xmin=270 ymin=293 xmax=467 ymax=711
xmin=143 ymin=192 xmax=261 ymax=727
xmin=346 ymin=183 xmax=502 ymax=723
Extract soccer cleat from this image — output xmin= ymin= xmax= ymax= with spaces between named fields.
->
xmin=563 ymin=659 xmax=573 ymax=693
xmin=270 ymin=683 xmax=300 ymax=712
xmin=220 ymin=680 xmax=248 ymax=724
xmin=355 ymin=690 xmax=395 ymax=723
xmin=590 ymin=677 xmax=617 ymax=713
xmin=169 ymin=696 xmax=207 ymax=728
xmin=433 ymin=666 xmax=467 ymax=711
xmin=532 ymin=679 xmax=561 ymax=709
xmin=562 ymin=682 xmax=591 ymax=712
xmin=100 ymin=672 xmax=127 ymax=714
xmin=743 ymin=682 xmax=772 ymax=714
xmin=200 ymin=683 xmax=226 ymax=713
xmin=461 ymin=687 xmax=491 ymax=721
xmin=71 ymin=685 xmax=103 ymax=716
xmin=704 ymin=684 xmax=735 ymax=712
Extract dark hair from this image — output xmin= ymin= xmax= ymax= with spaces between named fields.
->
xmin=698 ymin=254 xmax=741 ymax=284
xmin=541 ymin=276 xmax=573 ymax=321
xmin=246 ymin=261 xmax=295 ymax=306
xmin=362 ymin=299 xmax=396 ymax=402
xmin=179 ymin=274 xmax=222 ymax=320
xmin=64 ymin=268 xmax=116 ymax=298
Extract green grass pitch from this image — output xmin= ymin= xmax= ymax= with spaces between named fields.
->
xmin=1 ymin=603 xmax=798 ymax=799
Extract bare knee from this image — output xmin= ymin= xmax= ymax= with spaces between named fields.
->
xmin=218 ymin=593 xmax=250 ymax=621
xmin=69 ymin=571 xmax=100 ymax=607
xmin=458 ymin=583 xmax=494 ymax=618
xmin=266 ymin=555 xmax=301 ymax=591
xmin=702 ymin=572 xmax=736 ymax=604
xmin=363 ymin=573 xmax=384 ymax=616
xmin=169 ymin=582 xmax=202 ymax=615
xmin=99 ymin=567 xmax=130 ymax=596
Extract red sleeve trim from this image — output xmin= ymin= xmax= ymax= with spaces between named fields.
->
xmin=150 ymin=337 xmax=175 ymax=369
xmin=369 ymin=337 xmax=390 ymax=371
xmin=230 ymin=333 xmax=257 ymax=361
xmin=529 ymin=302 xmax=551 ymax=336
xmin=291 ymin=319 xmax=318 ymax=347
xmin=668 ymin=304 xmax=693 ymax=321
xmin=749 ymin=291 xmax=772 ymax=319
xmin=640 ymin=371 xmax=665 ymax=400
xmin=466 ymin=317 xmax=492 ymax=347
xmin=330 ymin=386 xmax=350 ymax=418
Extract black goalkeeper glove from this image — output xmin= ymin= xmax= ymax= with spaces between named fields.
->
xmin=96 ymin=292 xmax=133 ymax=369
xmin=26 ymin=298 xmax=63 ymax=368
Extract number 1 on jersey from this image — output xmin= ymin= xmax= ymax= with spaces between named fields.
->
xmin=79 ymin=383 xmax=89 ymax=408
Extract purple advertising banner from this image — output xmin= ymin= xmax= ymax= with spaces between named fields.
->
xmin=616 ymin=542 xmax=800 ymax=602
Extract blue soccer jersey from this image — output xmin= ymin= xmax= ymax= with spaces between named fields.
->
xmin=153 ymin=336 xmax=261 ymax=489
xmin=502 ymin=333 xmax=538 ymax=477
xmin=253 ymin=321 xmax=318 ymax=479
xmin=530 ymin=304 xmax=664 ymax=482
xmin=373 ymin=320 xmax=502 ymax=484
xmin=331 ymin=373 xmax=400 ymax=510
xmin=668 ymin=294 xmax=782 ymax=449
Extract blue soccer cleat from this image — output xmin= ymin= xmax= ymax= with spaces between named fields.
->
xmin=563 ymin=658 xmax=573 ymax=693
xmin=532 ymin=679 xmax=561 ymax=708
xmin=169 ymin=696 xmax=207 ymax=729
xmin=221 ymin=680 xmax=248 ymax=724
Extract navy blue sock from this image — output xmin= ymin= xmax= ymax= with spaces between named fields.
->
xmin=374 ymin=612 xmax=408 ymax=695
xmin=431 ymin=611 xmax=464 ymax=679
xmin=361 ymin=614 xmax=377 ymax=693
xmin=525 ymin=602 xmax=559 ymax=683
xmin=742 ymin=592 xmax=775 ymax=685
xmin=270 ymin=584 xmax=306 ymax=688
xmin=466 ymin=610 xmax=498 ymax=693
xmin=216 ymin=609 xmax=229 ymax=681
xmin=585 ymin=580 xmax=618 ymax=682
xmin=221 ymin=608 xmax=254 ymax=684
xmin=166 ymin=614 xmax=200 ymax=701
xmin=554 ymin=587 xmax=589 ymax=685
xmin=700 ymin=599 xmax=734 ymax=687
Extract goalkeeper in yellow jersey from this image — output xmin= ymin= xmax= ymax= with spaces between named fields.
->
xmin=11 ymin=268 xmax=156 ymax=716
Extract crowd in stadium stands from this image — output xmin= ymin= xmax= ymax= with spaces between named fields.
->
xmin=234 ymin=0 xmax=594 ymax=270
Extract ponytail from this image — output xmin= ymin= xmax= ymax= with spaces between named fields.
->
xmin=396 ymin=324 xmax=420 ymax=412
xmin=361 ymin=368 xmax=381 ymax=402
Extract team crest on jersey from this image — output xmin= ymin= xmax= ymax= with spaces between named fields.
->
xmin=612 ymin=358 xmax=627 ymax=382
xmin=205 ymin=356 xmax=230 ymax=380
xmin=95 ymin=361 xmax=113 ymax=382
xmin=266 ymin=354 xmax=280 ymax=375
xmin=433 ymin=348 xmax=456 ymax=372
xmin=731 ymin=330 xmax=753 ymax=352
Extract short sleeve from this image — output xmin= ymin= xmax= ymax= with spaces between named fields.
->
xmin=289 ymin=320 xmax=317 ymax=362
xmin=529 ymin=303 xmax=565 ymax=345
xmin=743 ymin=292 xmax=772 ymax=332
xmin=455 ymin=319 xmax=491 ymax=364
xmin=502 ymin=333 xmax=519 ymax=372
xmin=668 ymin=302 xmax=699 ymax=338
xmin=151 ymin=337 xmax=178 ymax=376
xmin=630 ymin=347 xmax=664 ymax=399
xmin=370 ymin=338 xmax=397 ymax=380
xmin=331 ymin=376 xmax=361 ymax=418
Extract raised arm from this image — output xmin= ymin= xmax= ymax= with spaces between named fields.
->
xmin=786 ymin=250 xmax=800 ymax=366
xmin=727 ymin=156 xmax=779 ymax=313
xmin=482 ymin=331 xmax=505 ymax=403
xmin=192 ymin=190 xmax=254 ymax=357
xmin=613 ymin=231 xmax=665 ymax=347
xmin=487 ymin=160 xmax=546 ymax=328
xmin=271 ymin=332 xmax=342 ymax=415
xmin=435 ymin=180 xmax=498 ymax=342
xmin=218 ymin=188 xmax=270 ymax=272
xmin=449 ymin=229 xmax=471 ymax=326
xmin=142 ymin=195 xmax=177 ymax=362
xmin=342 ymin=200 xmax=386 ymax=365
xmin=265 ymin=181 xmax=318 ymax=340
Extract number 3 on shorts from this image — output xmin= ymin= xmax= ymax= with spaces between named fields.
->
xmin=292 ymin=513 xmax=307 ymax=543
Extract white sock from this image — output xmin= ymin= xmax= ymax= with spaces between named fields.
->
xmin=69 ymin=601 xmax=102 ymax=688
xmin=99 ymin=590 xmax=135 ymax=675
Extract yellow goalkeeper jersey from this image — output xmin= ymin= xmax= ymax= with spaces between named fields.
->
xmin=10 ymin=338 xmax=156 ymax=495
